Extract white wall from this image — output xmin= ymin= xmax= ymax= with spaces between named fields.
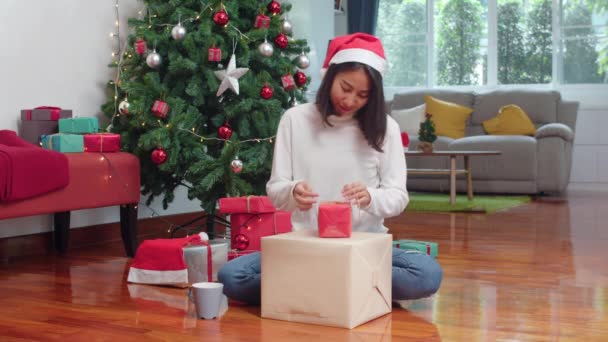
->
xmin=0 ymin=0 xmax=335 ymax=238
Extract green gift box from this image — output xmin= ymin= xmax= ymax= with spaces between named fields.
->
xmin=40 ymin=133 xmax=84 ymax=153
xmin=58 ymin=117 xmax=99 ymax=134
xmin=393 ymin=239 xmax=438 ymax=258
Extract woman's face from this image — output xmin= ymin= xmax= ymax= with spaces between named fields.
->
xmin=330 ymin=68 xmax=371 ymax=117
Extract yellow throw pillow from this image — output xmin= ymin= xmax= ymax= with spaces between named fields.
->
xmin=424 ymin=95 xmax=473 ymax=139
xmin=482 ymin=104 xmax=537 ymax=136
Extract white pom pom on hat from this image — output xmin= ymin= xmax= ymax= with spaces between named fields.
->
xmin=321 ymin=32 xmax=387 ymax=77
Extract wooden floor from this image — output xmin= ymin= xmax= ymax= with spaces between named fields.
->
xmin=1 ymin=186 xmax=607 ymax=341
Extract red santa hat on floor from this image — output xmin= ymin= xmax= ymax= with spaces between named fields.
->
xmin=321 ymin=32 xmax=387 ymax=77
xmin=127 ymin=232 xmax=209 ymax=286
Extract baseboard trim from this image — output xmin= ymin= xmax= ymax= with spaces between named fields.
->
xmin=0 ymin=211 xmax=225 ymax=261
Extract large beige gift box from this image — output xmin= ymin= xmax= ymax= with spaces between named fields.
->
xmin=261 ymin=230 xmax=392 ymax=329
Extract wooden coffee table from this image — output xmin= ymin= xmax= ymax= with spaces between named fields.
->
xmin=404 ymin=150 xmax=502 ymax=204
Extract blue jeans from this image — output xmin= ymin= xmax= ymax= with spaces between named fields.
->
xmin=218 ymin=248 xmax=443 ymax=305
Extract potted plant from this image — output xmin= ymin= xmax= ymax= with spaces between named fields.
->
xmin=417 ymin=113 xmax=437 ymax=153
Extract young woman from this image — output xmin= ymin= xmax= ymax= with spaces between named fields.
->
xmin=218 ymin=33 xmax=442 ymax=304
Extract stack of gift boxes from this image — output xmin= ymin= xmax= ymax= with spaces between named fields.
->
xmin=19 ymin=106 xmax=121 ymax=153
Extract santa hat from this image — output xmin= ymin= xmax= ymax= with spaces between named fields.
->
xmin=321 ymin=32 xmax=387 ymax=77
xmin=127 ymin=232 xmax=209 ymax=286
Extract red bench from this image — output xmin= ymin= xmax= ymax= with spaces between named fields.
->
xmin=0 ymin=152 xmax=140 ymax=256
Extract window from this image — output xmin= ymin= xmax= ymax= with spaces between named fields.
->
xmin=377 ymin=0 xmax=608 ymax=86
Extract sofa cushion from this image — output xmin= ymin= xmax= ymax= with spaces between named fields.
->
xmin=391 ymin=90 xmax=475 ymax=111
xmin=472 ymin=90 xmax=559 ymax=125
xmin=449 ymin=135 xmax=537 ymax=181
xmin=425 ymin=96 xmax=473 ymax=139
xmin=482 ymin=105 xmax=537 ymax=136
xmin=391 ymin=104 xmax=425 ymax=136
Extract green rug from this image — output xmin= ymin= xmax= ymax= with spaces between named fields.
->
xmin=406 ymin=193 xmax=532 ymax=213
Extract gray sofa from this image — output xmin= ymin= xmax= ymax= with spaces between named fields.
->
xmin=389 ymin=89 xmax=579 ymax=194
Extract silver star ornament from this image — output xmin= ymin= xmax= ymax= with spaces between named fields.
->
xmin=214 ymin=54 xmax=249 ymax=96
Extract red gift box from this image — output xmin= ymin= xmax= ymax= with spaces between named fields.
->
xmin=219 ymin=195 xmax=276 ymax=214
xmin=318 ymin=202 xmax=352 ymax=238
xmin=83 ymin=133 xmax=121 ymax=153
xmin=230 ymin=211 xmax=292 ymax=251
xmin=135 ymin=39 xmax=147 ymax=55
xmin=254 ymin=14 xmax=270 ymax=29
xmin=151 ymin=100 xmax=169 ymax=118
xmin=281 ymin=74 xmax=296 ymax=91
xmin=21 ymin=106 xmax=72 ymax=121
xmin=208 ymin=47 xmax=222 ymax=62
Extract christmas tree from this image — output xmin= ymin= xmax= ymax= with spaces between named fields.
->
xmin=101 ymin=1 xmax=311 ymax=216
xmin=418 ymin=113 xmax=437 ymax=143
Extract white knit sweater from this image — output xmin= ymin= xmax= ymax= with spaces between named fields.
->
xmin=266 ymin=103 xmax=409 ymax=233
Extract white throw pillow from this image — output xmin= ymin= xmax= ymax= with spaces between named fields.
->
xmin=391 ymin=104 xmax=426 ymax=136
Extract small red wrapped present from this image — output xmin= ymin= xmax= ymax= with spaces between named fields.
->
xmin=254 ymin=14 xmax=270 ymax=29
xmin=230 ymin=211 xmax=292 ymax=251
xmin=219 ymin=195 xmax=276 ymax=214
xmin=318 ymin=202 xmax=352 ymax=238
xmin=151 ymin=100 xmax=169 ymax=118
xmin=208 ymin=47 xmax=222 ymax=62
xmin=281 ymin=74 xmax=296 ymax=91
xmin=228 ymin=249 xmax=257 ymax=261
xmin=135 ymin=39 xmax=147 ymax=55
xmin=83 ymin=133 xmax=121 ymax=153
xmin=21 ymin=106 xmax=72 ymax=121
xmin=401 ymin=132 xmax=410 ymax=147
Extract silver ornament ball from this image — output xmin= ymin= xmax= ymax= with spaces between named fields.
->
xmin=231 ymin=158 xmax=243 ymax=173
xmin=296 ymin=53 xmax=310 ymax=69
xmin=171 ymin=23 xmax=187 ymax=40
xmin=258 ymin=41 xmax=274 ymax=57
xmin=281 ymin=19 xmax=293 ymax=35
xmin=118 ymin=100 xmax=130 ymax=114
xmin=146 ymin=50 xmax=162 ymax=68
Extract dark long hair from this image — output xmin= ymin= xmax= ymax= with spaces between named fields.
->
xmin=315 ymin=62 xmax=386 ymax=152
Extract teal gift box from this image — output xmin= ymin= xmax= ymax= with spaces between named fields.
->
xmin=393 ymin=239 xmax=438 ymax=258
xmin=58 ymin=117 xmax=99 ymax=134
xmin=40 ymin=133 xmax=84 ymax=153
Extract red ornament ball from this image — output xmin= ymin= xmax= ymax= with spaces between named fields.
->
xmin=267 ymin=1 xmax=281 ymax=15
xmin=213 ymin=9 xmax=230 ymax=26
xmin=260 ymin=85 xmax=273 ymax=99
xmin=274 ymin=33 xmax=288 ymax=49
xmin=151 ymin=148 xmax=167 ymax=165
xmin=233 ymin=233 xmax=250 ymax=251
xmin=294 ymin=71 xmax=307 ymax=87
xmin=218 ymin=122 xmax=233 ymax=140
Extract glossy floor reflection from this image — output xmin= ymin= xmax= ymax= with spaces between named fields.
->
xmin=0 ymin=185 xmax=607 ymax=340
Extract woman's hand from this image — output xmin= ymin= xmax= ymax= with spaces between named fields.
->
xmin=342 ymin=182 xmax=371 ymax=208
xmin=293 ymin=181 xmax=319 ymax=211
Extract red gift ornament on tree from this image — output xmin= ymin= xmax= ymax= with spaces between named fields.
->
xmin=218 ymin=122 xmax=233 ymax=140
xmin=294 ymin=71 xmax=307 ymax=87
xmin=260 ymin=84 xmax=273 ymax=99
xmin=401 ymin=132 xmax=410 ymax=147
xmin=134 ymin=39 xmax=147 ymax=55
xmin=151 ymin=147 xmax=167 ymax=165
xmin=213 ymin=9 xmax=230 ymax=26
xmin=254 ymin=14 xmax=271 ymax=29
xmin=274 ymin=33 xmax=288 ymax=49
xmin=281 ymin=74 xmax=296 ymax=91
xmin=208 ymin=46 xmax=222 ymax=62
xmin=232 ymin=233 xmax=250 ymax=251
xmin=151 ymin=100 xmax=169 ymax=119
xmin=267 ymin=1 xmax=281 ymax=15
